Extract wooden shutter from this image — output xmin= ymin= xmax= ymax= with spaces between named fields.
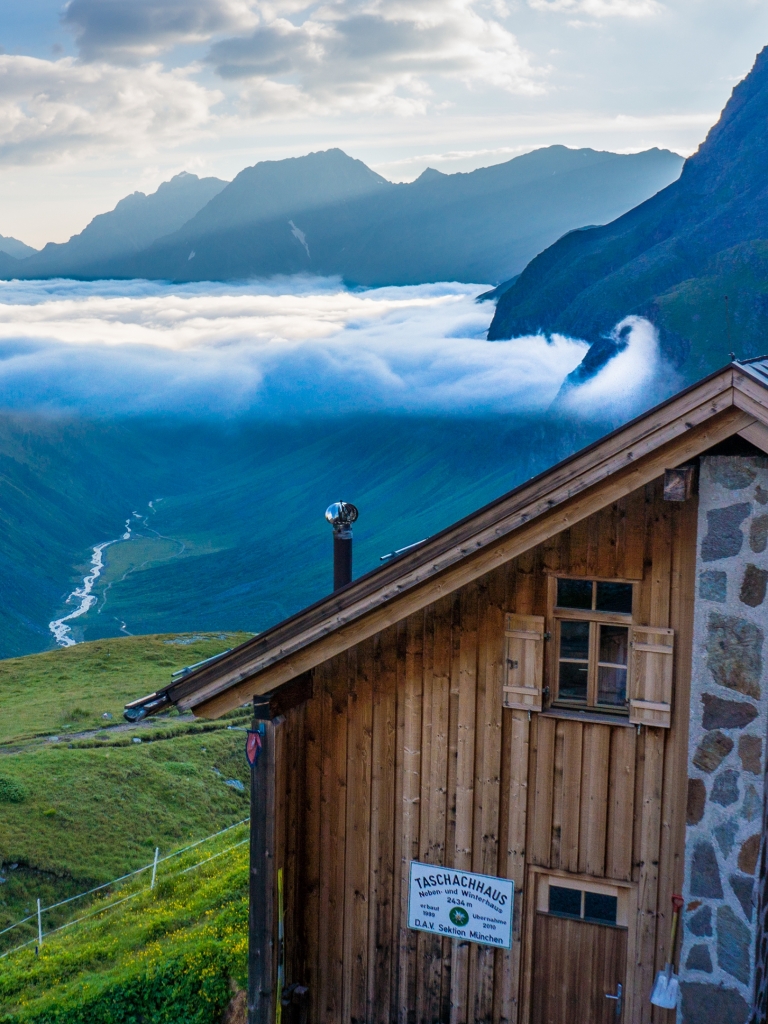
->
xmin=629 ymin=626 xmax=674 ymax=727
xmin=503 ymin=613 xmax=545 ymax=712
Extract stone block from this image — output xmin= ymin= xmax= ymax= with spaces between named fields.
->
xmin=717 ymin=905 xmax=751 ymax=983
xmin=680 ymin=981 xmax=749 ymax=1024
xmin=691 ymin=841 xmax=723 ymax=898
xmin=701 ymin=503 xmax=750 ymax=561
xmin=740 ymin=564 xmax=768 ymax=607
xmin=712 ymin=769 xmax=739 ymax=806
xmin=687 ymin=778 xmax=706 ymax=824
xmin=750 ymin=513 xmax=768 ymax=553
xmin=738 ymin=733 xmax=762 ymax=773
xmin=741 ymin=783 xmax=761 ymax=821
xmin=756 ymin=485 xmax=768 ymax=505
xmin=693 ymin=730 xmax=734 ymax=772
xmin=729 ymin=873 xmax=755 ymax=922
xmin=699 ymin=569 xmax=727 ymax=601
xmin=702 ymin=694 xmax=758 ymax=730
xmin=685 ymin=944 xmax=713 ymax=972
xmin=738 ymin=833 xmax=760 ymax=875
xmin=706 ymin=612 xmax=764 ymax=698
xmin=715 ymin=820 xmax=738 ymax=858
xmin=709 ymin=459 xmax=759 ymax=490
xmin=688 ymin=904 xmax=712 ymax=936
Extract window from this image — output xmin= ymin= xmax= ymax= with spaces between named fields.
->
xmin=550 ymin=577 xmax=634 ymax=715
xmin=548 ymin=885 xmax=618 ymax=925
xmin=536 ymin=872 xmax=630 ymax=929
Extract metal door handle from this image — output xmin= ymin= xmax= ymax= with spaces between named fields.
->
xmin=605 ymin=983 xmax=622 ymax=1018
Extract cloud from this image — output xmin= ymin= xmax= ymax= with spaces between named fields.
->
xmin=0 ymin=278 xmax=589 ymax=417
xmin=559 ymin=315 xmax=679 ymax=418
xmin=63 ymin=0 xmax=258 ymax=62
xmin=0 ymin=55 xmax=220 ymax=164
xmin=527 ymin=0 xmax=662 ymax=16
xmin=207 ymin=0 xmax=545 ymax=116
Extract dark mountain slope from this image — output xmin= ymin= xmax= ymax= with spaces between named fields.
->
xmin=14 ymin=173 xmax=227 ymax=279
xmin=0 ymin=251 xmax=23 ymax=278
xmin=488 ymin=46 xmax=768 ymax=380
xmin=103 ymin=145 xmax=681 ymax=286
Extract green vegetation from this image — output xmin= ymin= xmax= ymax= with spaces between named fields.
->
xmin=655 ymin=240 xmax=768 ymax=377
xmin=0 ymin=631 xmax=251 ymax=744
xmin=0 ymin=827 xmax=249 ymax=1024
xmin=0 ymin=633 xmax=253 ymax=958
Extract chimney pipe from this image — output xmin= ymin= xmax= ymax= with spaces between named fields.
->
xmin=325 ymin=501 xmax=358 ymax=591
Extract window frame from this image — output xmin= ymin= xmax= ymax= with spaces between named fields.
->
xmin=546 ymin=575 xmax=638 ymax=717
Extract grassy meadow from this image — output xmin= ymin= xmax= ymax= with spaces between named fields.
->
xmin=0 ymin=825 xmax=249 ymax=1023
xmin=0 ymin=632 xmax=253 ymax=975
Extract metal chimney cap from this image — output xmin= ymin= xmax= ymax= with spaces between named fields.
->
xmin=325 ymin=501 xmax=358 ymax=528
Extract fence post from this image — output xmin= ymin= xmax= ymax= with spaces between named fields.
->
xmin=151 ymin=847 xmax=159 ymax=889
xmin=37 ymin=899 xmax=42 ymax=948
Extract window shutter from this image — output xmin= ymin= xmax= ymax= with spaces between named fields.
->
xmin=503 ymin=613 xmax=545 ymax=712
xmin=629 ymin=626 xmax=674 ymax=728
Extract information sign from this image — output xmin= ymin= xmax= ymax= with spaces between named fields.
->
xmin=407 ymin=861 xmax=514 ymax=949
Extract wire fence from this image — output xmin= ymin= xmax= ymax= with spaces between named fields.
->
xmin=0 ymin=817 xmax=250 ymax=961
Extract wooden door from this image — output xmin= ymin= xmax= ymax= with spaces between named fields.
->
xmin=531 ymin=912 xmax=627 ymax=1024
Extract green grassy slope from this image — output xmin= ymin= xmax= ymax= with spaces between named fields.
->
xmin=0 ymin=828 xmax=249 ymax=1024
xmin=0 ymin=633 xmax=252 ymax=956
xmin=652 ymin=240 xmax=768 ymax=377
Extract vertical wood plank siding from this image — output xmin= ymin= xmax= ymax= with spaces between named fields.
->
xmin=275 ymin=481 xmax=694 ymax=1024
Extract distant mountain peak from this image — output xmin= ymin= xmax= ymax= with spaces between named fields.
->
xmin=0 ymin=234 xmax=37 ymax=260
xmin=415 ymin=168 xmax=446 ymax=182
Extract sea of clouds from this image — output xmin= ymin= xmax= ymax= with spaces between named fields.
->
xmin=0 ymin=278 xmax=670 ymax=419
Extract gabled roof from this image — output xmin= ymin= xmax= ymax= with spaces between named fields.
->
xmin=125 ymin=360 xmax=768 ymax=721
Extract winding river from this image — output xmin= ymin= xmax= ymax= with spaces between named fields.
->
xmin=48 ymin=518 xmax=133 ymax=647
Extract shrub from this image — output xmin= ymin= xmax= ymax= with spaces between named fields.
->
xmin=0 ymin=777 xmax=27 ymax=803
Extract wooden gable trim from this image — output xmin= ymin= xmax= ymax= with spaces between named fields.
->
xmin=188 ymin=402 xmax=754 ymax=717
xmin=737 ymin=420 xmax=768 ymax=454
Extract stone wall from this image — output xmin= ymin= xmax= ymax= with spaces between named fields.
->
xmin=680 ymin=456 xmax=768 ymax=1024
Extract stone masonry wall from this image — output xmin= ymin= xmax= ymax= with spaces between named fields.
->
xmin=680 ymin=456 xmax=768 ymax=1024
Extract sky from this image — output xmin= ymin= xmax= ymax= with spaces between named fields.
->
xmin=0 ymin=0 xmax=767 ymax=246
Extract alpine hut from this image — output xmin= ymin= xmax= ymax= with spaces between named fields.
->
xmin=126 ymin=358 xmax=768 ymax=1024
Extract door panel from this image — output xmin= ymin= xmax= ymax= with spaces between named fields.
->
xmin=531 ymin=913 xmax=627 ymax=1024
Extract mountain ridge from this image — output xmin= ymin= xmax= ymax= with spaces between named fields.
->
xmin=488 ymin=45 xmax=768 ymax=381
xmin=107 ymin=145 xmax=683 ymax=286
xmin=0 ymin=235 xmax=36 ymax=259
xmin=5 ymin=172 xmax=227 ymax=280
xmin=0 ymin=146 xmax=683 ymax=287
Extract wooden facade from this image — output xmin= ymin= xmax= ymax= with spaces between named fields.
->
xmin=267 ymin=478 xmax=697 ymax=1024
xmin=125 ymin=361 xmax=768 ymax=1023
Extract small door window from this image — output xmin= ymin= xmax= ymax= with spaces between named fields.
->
xmin=537 ymin=873 xmax=629 ymax=929
xmin=548 ymin=884 xmax=618 ymax=925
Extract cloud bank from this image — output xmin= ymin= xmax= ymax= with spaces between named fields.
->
xmin=206 ymin=0 xmax=544 ymax=116
xmin=0 ymin=55 xmax=218 ymax=164
xmin=63 ymin=0 xmax=257 ymax=63
xmin=0 ymin=278 xmax=673 ymax=421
